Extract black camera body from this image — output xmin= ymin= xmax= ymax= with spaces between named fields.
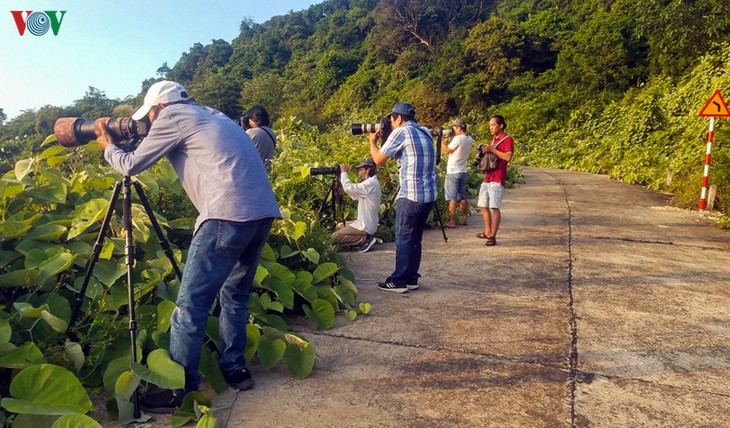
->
xmin=472 ymin=144 xmax=486 ymax=168
xmin=54 ymin=117 xmax=148 ymax=151
xmin=310 ymin=165 xmax=341 ymax=176
xmin=239 ymin=114 xmax=251 ymax=130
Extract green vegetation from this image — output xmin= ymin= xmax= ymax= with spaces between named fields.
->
xmin=2 ymin=0 xmax=730 ymax=425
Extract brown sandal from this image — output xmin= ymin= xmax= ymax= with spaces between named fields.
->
xmin=476 ymin=232 xmax=489 ymax=239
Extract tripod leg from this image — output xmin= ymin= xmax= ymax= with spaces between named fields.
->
xmin=317 ymin=182 xmax=334 ymax=219
xmin=69 ymin=181 xmax=122 ymax=329
xmin=122 ymin=177 xmax=141 ymax=419
xmin=131 ymin=180 xmax=183 ymax=280
xmin=433 ymin=202 xmax=448 ymax=243
xmin=332 ymin=177 xmax=346 ymax=227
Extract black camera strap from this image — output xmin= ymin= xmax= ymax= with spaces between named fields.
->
xmin=261 ymin=127 xmax=276 ymax=146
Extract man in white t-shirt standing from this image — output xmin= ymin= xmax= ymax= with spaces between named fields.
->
xmin=332 ymin=158 xmax=382 ymax=252
xmin=441 ymin=118 xmax=473 ymax=228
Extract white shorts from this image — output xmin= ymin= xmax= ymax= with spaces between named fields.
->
xmin=477 ymin=182 xmax=504 ymax=209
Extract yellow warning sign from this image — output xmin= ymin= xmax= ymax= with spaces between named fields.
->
xmin=699 ymin=89 xmax=730 ymax=117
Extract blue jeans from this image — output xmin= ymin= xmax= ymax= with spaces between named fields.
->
xmin=390 ymin=198 xmax=434 ymax=285
xmin=169 ymin=217 xmax=274 ymax=392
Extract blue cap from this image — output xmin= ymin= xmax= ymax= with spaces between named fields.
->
xmin=389 ymin=102 xmax=416 ymax=117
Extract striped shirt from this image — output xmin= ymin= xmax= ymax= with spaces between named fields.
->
xmin=380 ymin=121 xmax=437 ymax=203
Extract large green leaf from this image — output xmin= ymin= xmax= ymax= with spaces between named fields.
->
xmin=51 ymin=413 xmax=102 ymax=428
xmin=41 ymin=134 xmax=57 ymax=147
xmin=267 ymin=278 xmax=295 ymax=309
xmin=115 ymin=370 xmax=149 ymax=425
xmin=27 ymin=181 xmax=67 ymax=204
xmin=243 ymin=324 xmax=260 ymax=363
xmin=0 ymin=342 xmax=46 ymax=369
xmin=259 ymin=243 xmax=276 ymax=261
xmin=15 ymin=302 xmax=68 ymax=333
xmin=1 ymin=364 xmax=93 ymax=415
xmin=14 ymin=158 xmax=34 ymax=181
xmin=10 ymin=414 xmax=59 ymax=428
xmin=0 ymin=269 xmax=41 ymax=289
xmin=279 ymin=245 xmax=298 ymax=259
xmin=67 ymin=199 xmax=108 ymax=240
xmin=133 ymin=174 xmax=160 ymax=196
xmin=39 ymin=145 xmax=66 ymax=159
xmin=23 ymin=224 xmax=67 ymax=242
xmin=103 ymin=357 xmax=131 ymax=393
xmin=156 ymin=300 xmax=176 ymax=332
xmin=309 ymin=299 xmax=336 ymax=330
xmin=312 ymin=262 xmax=339 ymax=284
xmin=0 ymin=318 xmax=10 ymax=344
xmin=130 ymin=349 xmax=184 ymax=389
xmin=195 ymin=412 xmax=220 ymax=428
xmin=254 ymin=264 xmax=269 ymax=285
xmin=256 ymin=336 xmax=286 ymax=369
xmin=0 ymin=212 xmax=42 ymax=239
xmin=291 ymin=221 xmax=307 ymax=240
xmin=0 ymin=249 xmax=20 ymax=268
xmin=284 ymin=336 xmax=316 ymax=379
xmin=302 ymin=248 xmax=320 ymax=264
xmin=199 ymin=347 xmax=227 ymax=394
xmin=24 ymin=248 xmax=77 ymax=285
xmin=64 ymin=341 xmax=84 ymax=371
xmin=170 ymin=392 xmax=213 ymax=428
xmin=92 ymin=259 xmax=126 ymax=287
xmin=266 ymin=262 xmax=296 ymax=283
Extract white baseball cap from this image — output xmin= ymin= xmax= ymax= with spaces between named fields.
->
xmin=132 ymin=80 xmax=189 ymax=120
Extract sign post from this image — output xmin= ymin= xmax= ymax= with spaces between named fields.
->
xmin=697 ymin=90 xmax=730 ymax=211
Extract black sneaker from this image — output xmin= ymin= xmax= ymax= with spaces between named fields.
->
xmin=377 ymin=280 xmax=408 ymax=293
xmin=223 ymin=367 xmax=255 ymax=391
xmin=140 ymin=388 xmax=184 ymax=414
xmin=358 ymin=236 xmax=377 ymax=253
xmin=406 ymin=283 xmax=419 ymax=290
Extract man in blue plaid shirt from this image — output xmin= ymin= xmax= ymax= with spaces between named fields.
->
xmin=369 ymin=103 xmax=436 ymax=293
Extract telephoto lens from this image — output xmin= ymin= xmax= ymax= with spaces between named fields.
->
xmin=431 ymin=128 xmax=453 ymax=138
xmin=54 ymin=117 xmax=148 ymax=148
xmin=310 ymin=165 xmax=341 ymax=175
xmin=350 ymin=123 xmax=381 ymax=135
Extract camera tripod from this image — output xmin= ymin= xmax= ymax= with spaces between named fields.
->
xmin=381 ymin=186 xmax=448 ymax=243
xmin=316 ymin=174 xmax=346 ymax=228
xmin=68 ymin=176 xmax=183 ymax=419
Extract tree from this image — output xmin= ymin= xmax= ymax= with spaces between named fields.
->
xmin=156 ymin=62 xmax=171 ymax=78
xmin=70 ymin=87 xmax=115 ymax=118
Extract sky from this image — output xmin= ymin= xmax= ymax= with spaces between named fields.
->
xmin=1 ymin=0 xmax=321 ymax=120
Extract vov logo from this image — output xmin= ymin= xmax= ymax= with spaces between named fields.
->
xmin=10 ymin=10 xmax=67 ymax=36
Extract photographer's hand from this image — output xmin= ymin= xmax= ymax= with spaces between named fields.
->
xmin=340 ymin=164 xmax=350 ymax=173
xmin=94 ymin=118 xmax=113 ymax=150
xmin=368 ymin=131 xmax=379 ymax=147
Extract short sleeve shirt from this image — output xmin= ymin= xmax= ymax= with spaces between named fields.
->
xmin=380 ymin=121 xmax=437 ymax=203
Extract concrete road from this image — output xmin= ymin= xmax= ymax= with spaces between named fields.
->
xmin=204 ymin=167 xmax=730 ymax=427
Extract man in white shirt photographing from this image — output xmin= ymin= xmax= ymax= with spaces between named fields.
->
xmin=332 ymin=158 xmax=382 ymax=252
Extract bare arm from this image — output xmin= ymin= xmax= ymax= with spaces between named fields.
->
xmin=369 ymin=133 xmax=389 ymax=165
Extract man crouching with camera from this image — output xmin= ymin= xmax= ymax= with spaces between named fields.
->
xmin=94 ymin=80 xmax=281 ymax=413
xmin=332 ymin=158 xmax=381 ymax=253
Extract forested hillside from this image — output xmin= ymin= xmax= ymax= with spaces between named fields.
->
xmin=2 ymin=0 xmax=730 ymax=217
